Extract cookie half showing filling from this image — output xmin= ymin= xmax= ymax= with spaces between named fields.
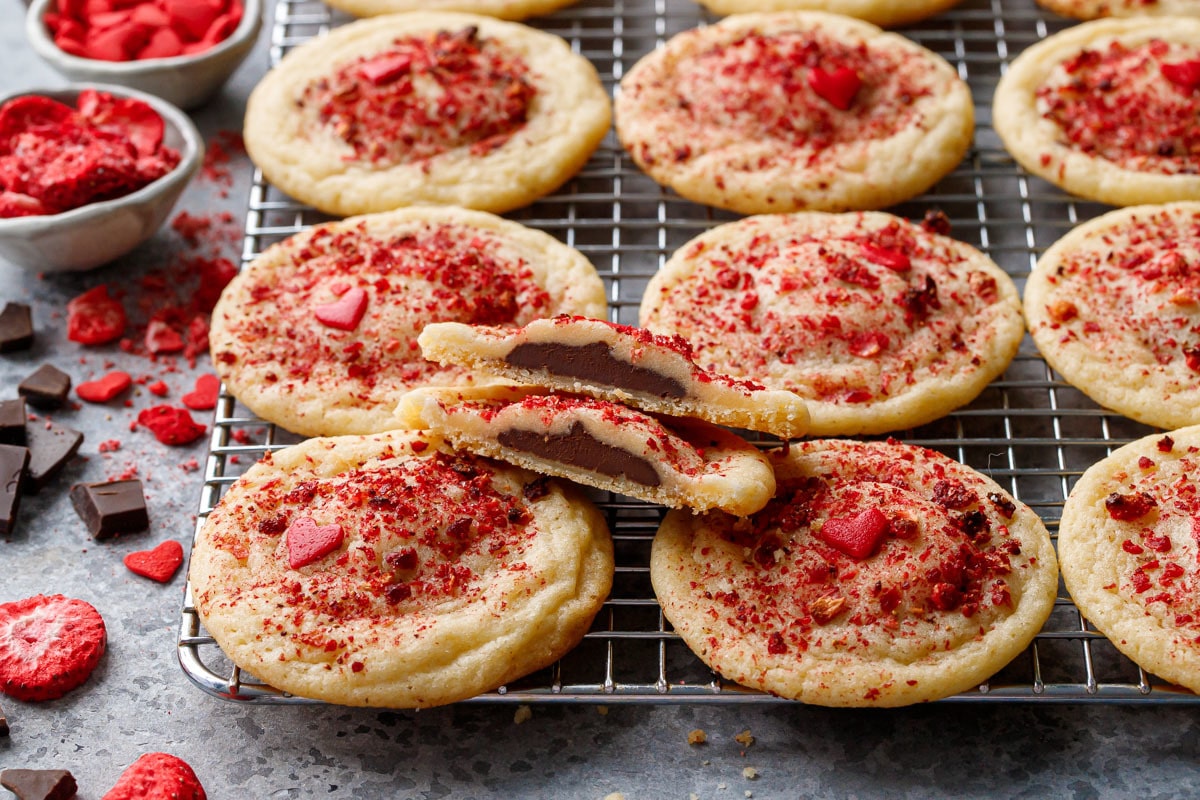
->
xmin=398 ymin=387 xmax=776 ymax=516
xmin=190 ymin=429 xmax=613 ymax=708
xmin=418 ymin=316 xmax=809 ymax=439
xmin=651 ymin=439 xmax=1059 ymax=706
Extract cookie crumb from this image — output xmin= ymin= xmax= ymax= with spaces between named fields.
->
xmin=742 ymin=767 xmax=758 ymax=780
xmin=513 ymin=705 xmax=532 ymax=725
xmin=603 ymin=793 xmax=625 ymax=800
xmin=745 ymin=792 xmax=753 ymax=798
xmin=687 ymin=728 xmax=707 ymax=745
xmin=734 ymin=729 xmax=754 ymax=747
xmin=689 ymin=794 xmax=699 ymax=800
xmin=717 ymin=783 xmax=727 ymax=791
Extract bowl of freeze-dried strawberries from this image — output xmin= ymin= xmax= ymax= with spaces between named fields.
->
xmin=26 ymin=0 xmax=262 ymax=110
xmin=0 ymin=84 xmax=203 ymax=272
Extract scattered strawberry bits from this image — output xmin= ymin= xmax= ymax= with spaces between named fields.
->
xmin=0 ymin=594 xmax=106 ymax=702
xmin=137 ymin=405 xmax=206 ymax=445
xmin=45 ymin=0 xmax=245 ymax=63
xmin=124 ymin=540 xmax=184 ymax=582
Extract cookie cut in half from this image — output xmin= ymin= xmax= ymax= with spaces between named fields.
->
xmin=639 ymin=211 xmax=1024 ymax=436
xmin=1058 ymin=425 xmax=1200 ymax=695
xmin=418 ymin=316 xmax=810 ymax=439
xmin=190 ymin=429 xmax=613 ymax=708
xmin=1025 ymin=202 xmax=1200 ymax=430
xmin=398 ymin=387 xmax=777 ymax=516
xmin=244 ymin=12 xmax=610 ymax=216
xmin=689 ymin=0 xmax=962 ymax=28
xmin=1034 ymin=0 xmax=1200 ymax=20
xmin=209 ymin=206 xmax=606 ymax=437
xmin=324 ymin=0 xmax=580 ymax=21
xmin=651 ymin=439 xmax=1059 ymax=706
xmin=993 ymin=17 xmax=1200 ymax=206
xmin=614 ymin=11 xmax=973 ymax=214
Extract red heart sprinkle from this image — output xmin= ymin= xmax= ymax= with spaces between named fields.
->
xmin=807 ymin=66 xmax=863 ymax=111
xmin=817 ymin=507 xmax=889 ymax=560
xmin=123 ymin=540 xmax=184 ymax=583
xmin=1161 ymin=59 xmax=1200 ymax=91
xmin=77 ymin=370 xmax=132 ymax=403
xmin=286 ymin=517 xmax=345 ymax=569
xmin=181 ymin=374 xmax=220 ymax=411
xmin=859 ymin=243 xmax=911 ymax=271
xmin=314 ymin=287 xmax=368 ymax=331
xmin=360 ymin=54 xmax=413 ymax=85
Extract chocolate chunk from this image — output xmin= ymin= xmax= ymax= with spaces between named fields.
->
xmin=0 ymin=769 xmax=78 ymax=800
xmin=498 ymin=421 xmax=661 ymax=486
xmin=69 ymin=479 xmax=149 ymax=540
xmin=0 ymin=302 xmax=34 ymax=353
xmin=17 ymin=365 xmax=71 ymax=410
xmin=506 ymin=341 xmax=687 ymax=399
xmin=0 ymin=445 xmax=30 ymax=536
xmin=24 ymin=421 xmax=83 ymax=493
xmin=0 ymin=700 xmax=8 ymax=737
xmin=0 ymin=398 xmax=26 ymax=445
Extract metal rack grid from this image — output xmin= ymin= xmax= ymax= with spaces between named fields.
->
xmin=178 ymin=0 xmax=1200 ymax=704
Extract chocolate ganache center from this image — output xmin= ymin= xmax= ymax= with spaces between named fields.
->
xmin=505 ymin=341 xmax=686 ymax=399
xmin=497 ymin=421 xmax=662 ymax=486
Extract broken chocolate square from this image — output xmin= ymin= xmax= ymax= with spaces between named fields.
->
xmin=0 ymin=398 xmax=25 ymax=445
xmin=70 ymin=479 xmax=149 ymax=540
xmin=17 ymin=365 xmax=71 ymax=410
xmin=24 ymin=421 xmax=83 ymax=493
xmin=0 ymin=302 xmax=33 ymax=353
xmin=0 ymin=700 xmax=7 ymax=737
xmin=0 ymin=768 xmax=78 ymax=800
xmin=0 ymin=445 xmax=29 ymax=536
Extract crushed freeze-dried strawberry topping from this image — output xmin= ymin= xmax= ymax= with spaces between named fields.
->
xmin=1037 ymin=39 xmax=1200 ymax=174
xmin=302 ymin=27 xmax=535 ymax=167
xmin=683 ymin=441 xmax=1026 ymax=661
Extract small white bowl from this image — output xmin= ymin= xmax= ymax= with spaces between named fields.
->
xmin=0 ymin=84 xmax=203 ymax=273
xmin=26 ymin=0 xmax=262 ymax=110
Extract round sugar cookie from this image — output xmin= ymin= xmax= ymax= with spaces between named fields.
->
xmin=324 ymin=0 xmax=579 ymax=21
xmin=1058 ymin=425 xmax=1200 ymax=694
xmin=1035 ymin=0 xmax=1200 ymax=19
xmin=209 ymin=206 xmax=606 ymax=437
xmin=1024 ymin=202 xmax=1200 ymax=430
xmin=639 ymin=211 xmax=1024 ymax=436
xmin=993 ymin=17 xmax=1200 ymax=206
xmin=243 ymin=12 xmax=610 ymax=216
xmin=651 ymin=439 xmax=1059 ymax=707
xmin=613 ymin=12 xmax=973 ymax=214
xmin=190 ymin=429 xmax=614 ymax=708
xmin=690 ymin=0 xmax=962 ymax=28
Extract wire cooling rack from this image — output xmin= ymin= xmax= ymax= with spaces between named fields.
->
xmin=178 ymin=0 xmax=1200 ymax=704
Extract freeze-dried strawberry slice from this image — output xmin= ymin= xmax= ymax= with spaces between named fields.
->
xmin=67 ymin=286 xmax=127 ymax=345
xmin=101 ymin=753 xmax=206 ymax=800
xmin=137 ymin=405 xmax=206 ymax=445
xmin=0 ymin=96 xmax=75 ymax=152
xmin=0 ymin=594 xmax=106 ymax=702
xmin=77 ymin=91 xmax=164 ymax=157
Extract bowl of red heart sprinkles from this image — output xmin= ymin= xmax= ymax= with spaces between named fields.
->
xmin=0 ymin=84 xmax=203 ymax=272
xmin=26 ymin=0 xmax=262 ymax=110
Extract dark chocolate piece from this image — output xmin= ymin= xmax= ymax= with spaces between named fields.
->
xmin=17 ymin=365 xmax=71 ymax=410
xmin=0 ymin=398 xmax=25 ymax=445
xmin=506 ymin=341 xmax=687 ymax=399
xmin=0 ymin=700 xmax=8 ymax=737
xmin=498 ymin=421 xmax=661 ymax=487
xmin=0 ymin=302 xmax=34 ymax=353
xmin=24 ymin=421 xmax=84 ymax=494
xmin=0 ymin=445 xmax=30 ymax=536
xmin=0 ymin=769 xmax=78 ymax=800
xmin=69 ymin=479 xmax=149 ymax=540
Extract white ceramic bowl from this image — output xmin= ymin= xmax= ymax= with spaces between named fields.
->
xmin=25 ymin=0 xmax=262 ymax=110
xmin=0 ymin=84 xmax=203 ymax=273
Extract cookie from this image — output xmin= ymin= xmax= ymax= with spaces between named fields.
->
xmin=993 ymin=17 xmax=1200 ymax=206
xmin=639 ymin=211 xmax=1024 ymax=436
xmin=1024 ymin=202 xmax=1200 ymax=430
xmin=243 ymin=12 xmax=610 ymax=216
xmin=323 ymin=0 xmax=580 ymax=21
xmin=209 ymin=206 xmax=606 ymax=437
xmin=689 ymin=0 xmax=962 ymax=28
xmin=190 ymin=429 xmax=613 ymax=708
xmin=398 ymin=386 xmax=777 ymax=516
xmin=651 ymin=439 xmax=1059 ymax=706
xmin=417 ymin=316 xmax=810 ymax=439
xmin=1058 ymin=425 xmax=1200 ymax=695
xmin=613 ymin=12 xmax=973 ymax=214
xmin=1034 ymin=0 xmax=1200 ymax=20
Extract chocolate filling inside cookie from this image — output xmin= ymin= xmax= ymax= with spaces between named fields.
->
xmin=497 ymin=421 xmax=661 ymax=486
xmin=505 ymin=341 xmax=686 ymax=399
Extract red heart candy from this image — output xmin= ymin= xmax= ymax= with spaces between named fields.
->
xmin=360 ymin=54 xmax=413 ymax=85
xmin=77 ymin=370 xmax=132 ymax=403
xmin=817 ymin=507 xmax=889 ymax=560
xmin=314 ymin=287 xmax=368 ymax=331
xmin=807 ymin=66 xmax=863 ymax=111
xmin=124 ymin=540 xmax=184 ymax=583
xmin=286 ymin=517 xmax=345 ymax=569
xmin=181 ymin=374 xmax=220 ymax=411
xmin=1161 ymin=59 xmax=1200 ymax=91
xmin=859 ymin=243 xmax=911 ymax=272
